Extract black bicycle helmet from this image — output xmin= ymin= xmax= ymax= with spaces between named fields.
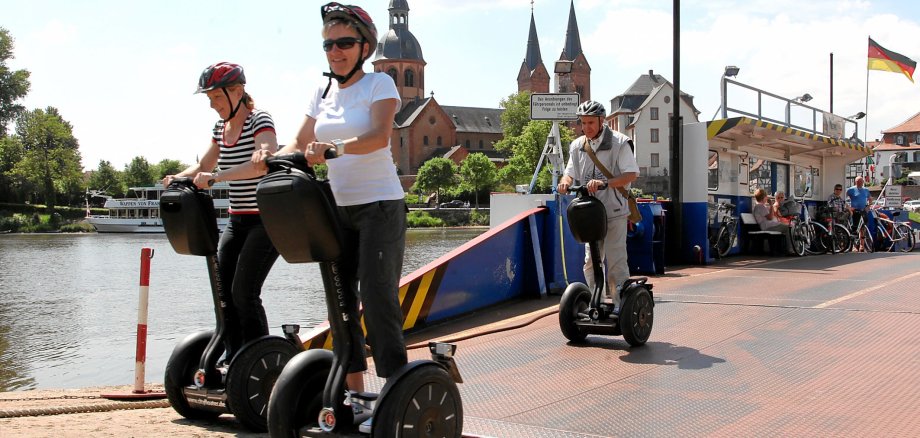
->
xmin=195 ymin=62 xmax=247 ymax=121
xmin=319 ymin=2 xmax=379 ymax=97
xmin=195 ymin=62 xmax=246 ymax=94
xmin=575 ymin=100 xmax=606 ymax=118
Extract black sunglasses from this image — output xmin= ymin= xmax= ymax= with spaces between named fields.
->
xmin=323 ymin=37 xmax=363 ymax=52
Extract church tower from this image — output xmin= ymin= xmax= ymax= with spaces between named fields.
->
xmin=373 ymin=0 xmax=426 ymax=105
xmin=558 ymin=0 xmax=591 ymax=102
xmin=517 ymin=6 xmax=550 ymax=94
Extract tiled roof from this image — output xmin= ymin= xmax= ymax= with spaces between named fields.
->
xmin=882 ymin=111 xmax=920 ymax=134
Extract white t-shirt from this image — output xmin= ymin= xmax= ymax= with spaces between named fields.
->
xmin=307 ymin=73 xmax=403 ymax=206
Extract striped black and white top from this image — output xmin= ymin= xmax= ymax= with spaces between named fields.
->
xmin=212 ymin=109 xmax=275 ymax=214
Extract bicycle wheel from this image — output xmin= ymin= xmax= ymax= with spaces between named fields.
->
xmin=715 ymin=225 xmax=732 ymax=258
xmin=895 ymin=223 xmax=915 ymax=253
xmin=832 ymin=224 xmax=852 ymax=253
xmin=805 ymin=223 xmax=827 ymax=255
xmin=859 ymin=223 xmax=874 ymax=253
xmin=791 ymin=223 xmax=807 ymax=256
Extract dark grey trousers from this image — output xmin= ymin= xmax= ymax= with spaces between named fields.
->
xmin=337 ymin=199 xmax=408 ymax=378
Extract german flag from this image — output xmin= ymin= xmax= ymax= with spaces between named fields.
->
xmin=868 ymin=37 xmax=916 ymax=83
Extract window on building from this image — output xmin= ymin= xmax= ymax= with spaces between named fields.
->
xmin=650 ymin=128 xmax=659 ymax=143
xmin=651 ymin=153 xmax=660 ymax=168
xmin=896 ymin=134 xmax=906 ymax=145
xmin=479 ymin=140 xmax=484 ymax=149
xmin=405 ymin=69 xmax=415 ymax=87
xmin=707 ymin=150 xmax=719 ymax=191
xmin=627 ymin=116 xmax=634 ymax=126
xmin=387 ymin=68 xmax=398 ymax=85
xmin=793 ymin=165 xmax=817 ymax=198
xmin=650 ymin=107 xmax=659 ymax=120
xmin=423 ymin=136 xmax=429 ymax=146
xmin=914 ymin=151 xmax=920 ymax=162
xmin=437 ymin=136 xmax=442 ymax=146
xmin=465 ymin=140 xmax=470 ymax=147
xmin=915 ymin=133 xmax=920 ymax=144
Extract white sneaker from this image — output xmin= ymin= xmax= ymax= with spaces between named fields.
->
xmin=358 ymin=416 xmax=372 ymax=434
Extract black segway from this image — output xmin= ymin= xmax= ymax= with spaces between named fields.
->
xmin=160 ymin=177 xmax=301 ymax=432
xmin=558 ymin=185 xmax=655 ymax=346
xmin=255 ymin=153 xmax=463 ymax=437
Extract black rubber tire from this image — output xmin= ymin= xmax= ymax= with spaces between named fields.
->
xmin=164 ymin=330 xmax=222 ymax=421
xmin=860 ymin=223 xmax=874 ymax=253
xmin=267 ymin=349 xmax=333 ymax=438
xmin=559 ymin=283 xmax=591 ymax=342
xmin=792 ymin=224 xmax=807 ymax=256
xmin=620 ymin=286 xmax=653 ymax=347
xmin=805 ymin=223 xmax=827 ymax=255
xmin=225 ymin=337 xmax=299 ymax=432
xmin=832 ymin=224 xmax=852 ymax=253
xmin=715 ymin=225 xmax=732 ymax=258
xmin=372 ymin=364 xmax=463 ymax=438
xmin=896 ymin=224 xmax=915 ymax=252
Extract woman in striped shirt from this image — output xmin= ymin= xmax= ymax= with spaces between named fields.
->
xmin=164 ymin=62 xmax=280 ymax=359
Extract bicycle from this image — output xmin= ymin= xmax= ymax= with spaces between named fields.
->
xmin=708 ymin=202 xmax=738 ymax=258
xmin=870 ymin=209 xmax=915 ymax=252
xmin=815 ymin=205 xmax=852 ymax=254
xmin=784 ymin=193 xmax=829 ymax=256
xmin=847 ymin=209 xmax=874 ymax=253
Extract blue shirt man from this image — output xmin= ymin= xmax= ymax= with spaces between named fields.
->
xmin=846 ymin=176 xmax=871 ymax=210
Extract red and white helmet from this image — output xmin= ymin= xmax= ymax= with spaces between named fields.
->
xmin=195 ymin=62 xmax=246 ymax=94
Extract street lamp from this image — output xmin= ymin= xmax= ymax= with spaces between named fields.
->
xmin=794 ymin=93 xmax=813 ymax=103
xmin=848 ymin=112 xmax=866 ymax=120
xmin=712 ymin=65 xmax=741 ymax=120
xmin=848 ymin=112 xmax=867 ymax=143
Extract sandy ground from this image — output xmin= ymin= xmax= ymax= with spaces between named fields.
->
xmin=0 ymin=384 xmax=267 ymax=438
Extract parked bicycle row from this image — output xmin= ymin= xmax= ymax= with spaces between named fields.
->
xmin=709 ymin=189 xmax=916 ymax=258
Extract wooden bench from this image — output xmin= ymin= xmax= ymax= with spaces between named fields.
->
xmin=740 ymin=213 xmax=785 ymax=255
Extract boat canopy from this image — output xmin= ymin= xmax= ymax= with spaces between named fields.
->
xmin=706 ymin=116 xmax=871 ymax=163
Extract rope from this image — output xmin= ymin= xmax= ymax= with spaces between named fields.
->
xmin=0 ymin=399 xmax=170 ymax=418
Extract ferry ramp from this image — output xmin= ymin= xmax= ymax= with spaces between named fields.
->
xmin=391 ymin=251 xmax=920 ymax=437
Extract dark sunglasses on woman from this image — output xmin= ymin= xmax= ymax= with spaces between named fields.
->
xmin=323 ymin=37 xmax=363 ymax=51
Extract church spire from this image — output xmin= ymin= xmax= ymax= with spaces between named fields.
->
xmin=560 ymin=0 xmax=583 ymax=61
xmin=524 ymin=10 xmax=543 ymax=71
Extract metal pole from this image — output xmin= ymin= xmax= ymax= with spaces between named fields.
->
xmin=670 ymin=0 xmax=682 ymax=260
xmin=830 ymin=52 xmax=834 ymax=113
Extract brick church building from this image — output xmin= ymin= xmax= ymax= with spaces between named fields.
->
xmin=372 ymin=0 xmax=591 ymax=181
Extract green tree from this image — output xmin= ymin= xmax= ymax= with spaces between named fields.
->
xmin=88 ymin=160 xmax=125 ymax=197
xmin=12 ymin=107 xmax=83 ymax=209
xmin=0 ymin=28 xmax=31 ymax=138
xmin=459 ymin=152 xmax=496 ymax=208
xmin=492 ymin=91 xmax=576 ymax=192
xmin=153 ymin=159 xmax=186 ymax=180
xmin=123 ymin=156 xmax=155 ymax=188
xmin=0 ymin=135 xmax=25 ymax=202
xmin=414 ymin=157 xmax=456 ymax=207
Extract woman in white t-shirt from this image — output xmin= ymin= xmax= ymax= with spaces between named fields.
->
xmin=257 ymin=3 xmax=406 ymax=402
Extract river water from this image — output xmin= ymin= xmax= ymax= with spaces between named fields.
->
xmin=0 ymin=228 xmax=485 ymax=392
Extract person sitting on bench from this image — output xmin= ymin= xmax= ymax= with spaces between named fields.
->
xmin=753 ymin=188 xmax=794 ymax=254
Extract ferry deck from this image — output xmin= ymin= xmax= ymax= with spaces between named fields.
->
xmin=381 ymin=250 xmax=920 ymax=437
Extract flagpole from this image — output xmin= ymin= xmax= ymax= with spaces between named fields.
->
xmin=865 ymin=35 xmax=870 ymax=143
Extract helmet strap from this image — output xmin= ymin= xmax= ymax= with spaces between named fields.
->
xmin=222 ymin=88 xmax=245 ymax=121
xmin=321 ymin=43 xmax=367 ymax=98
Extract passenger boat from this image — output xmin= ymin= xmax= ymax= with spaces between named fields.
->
xmin=86 ymin=183 xmax=230 ymax=233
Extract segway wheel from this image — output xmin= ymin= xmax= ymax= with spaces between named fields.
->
xmin=267 ymin=349 xmax=334 ymax=438
xmin=226 ymin=337 xmax=299 ymax=432
xmin=372 ymin=364 xmax=463 ymax=438
xmin=164 ymin=330 xmax=222 ymax=420
xmin=559 ymin=282 xmax=591 ymax=342
xmin=620 ymin=287 xmax=654 ymax=347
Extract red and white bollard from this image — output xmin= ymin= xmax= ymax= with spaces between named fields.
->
xmin=101 ymin=247 xmax=166 ymax=400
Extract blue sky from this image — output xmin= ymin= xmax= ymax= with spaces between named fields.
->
xmin=4 ymin=0 xmax=920 ymax=171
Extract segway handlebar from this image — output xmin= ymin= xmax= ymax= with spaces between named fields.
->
xmin=565 ymin=183 xmax=608 ymax=196
xmin=166 ymin=176 xmax=196 ymax=190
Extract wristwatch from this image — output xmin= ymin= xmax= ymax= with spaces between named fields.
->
xmin=331 ymin=139 xmax=346 ymax=157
